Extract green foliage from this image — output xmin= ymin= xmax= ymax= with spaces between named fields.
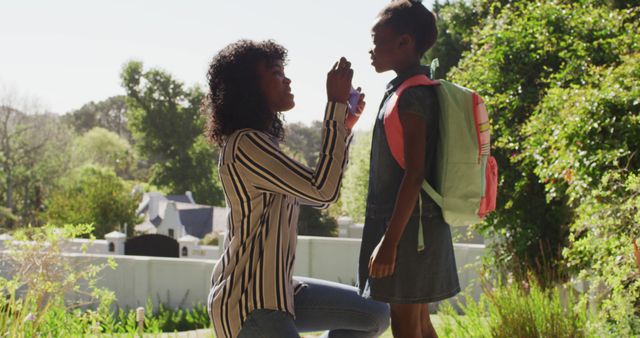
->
xmin=1 ymin=224 xmax=117 ymax=337
xmin=438 ymin=279 xmax=594 ymax=338
xmin=1 ymin=224 xmax=213 ymax=336
xmin=523 ymin=54 xmax=640 ymax=204
xmin=283 ymin=121 xmax=324 ymax=167
xmin=71 ymin=127 xmax=137 ymax=179
xmin=62 ymin=95 xmax=132 ymax=143
xmin=518 ymin=17 xmax=640 ymax=336
xmin=121 ymin=60 xmax=223 ymax=206
xmin=445 ymin=0 xmax=639 ymax=282
xmin=103 ymin=300 xmax=212 ymax=334
xmin=297 ymin=206 xmax=338 ymax=237
xmin=425 ymin=0 xmax=478 ymax=79
xmin=563 ymin=172 xmax=640 ymax=335
xmin=0 ymin=106 xmax=75 ymax=228
xmin=199 ymin=231 xmax=220 ymax=246
xmin=44 ymin=166 xmax=141 ymax=238
xmin=340 ymin=131 xmax=372 ymax=223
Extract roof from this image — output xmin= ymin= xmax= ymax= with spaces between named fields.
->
xmin=179 ymin=207 xmax=214 ymax=238
xmin=167 ymin=195 xmax=193 ymax=204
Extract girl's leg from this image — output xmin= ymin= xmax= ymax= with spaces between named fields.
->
xmin=420 ymin=304 xmax=438 ymax=338
xmin=294 ymin=277 xmax=390 ymax=338
xmin=390 ymin=303 xmax=422 ymax=338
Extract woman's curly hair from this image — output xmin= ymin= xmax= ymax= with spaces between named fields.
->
xmin=203 ymin=40 xmax=288 ymax=145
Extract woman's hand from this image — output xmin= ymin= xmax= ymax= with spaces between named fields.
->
xmin=368 ymin=235 xmax=398 ymax=278
xmin=345 ymin=87 xmax=365 ymax=131
xmin=327 ymin=57 xmax=353 ymax=103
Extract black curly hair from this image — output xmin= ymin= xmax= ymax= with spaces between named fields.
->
xmin=377 ymin=0 xmax=437 ymax=56
xmin=204 ymin=40 xmax=288 ymax=145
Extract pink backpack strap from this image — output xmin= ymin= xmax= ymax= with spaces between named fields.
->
xmin=383 ymin=74 xmax=439 ymax=169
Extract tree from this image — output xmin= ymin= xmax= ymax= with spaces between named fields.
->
xmin=445 ymin=0 xmax=639 ymax=281
xmin=0 ymin=89 xmax=74 ymax=228
xmin=63 ymin=96 xmax=132 ymax=143
xmin=71 ymin=127 xmax=136 ymax=179
xmin=524 ymin=55 xmax=640 ymax=333
xmin=283 ymin=121 xmax=323 ymax=167
xmin=120 ymin=61 xmax=223 ymax=206
xmin=340 ymin=131 xmax=372 ymax=223
xmin=424 ymin=0 xmax=477 ymax=79
xmin=44 ymin=166 xmax=141 ymax=238
xmin=297 ymin=207 xmax=339 ymax=237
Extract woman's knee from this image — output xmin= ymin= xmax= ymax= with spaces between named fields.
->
xmin=368 ymin=300 xmax=391 ymax=335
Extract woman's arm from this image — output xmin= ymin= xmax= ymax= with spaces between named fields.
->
xmin=369 ymin=111 xmax=427 ymax=278
xmin=235 ymin=102 xmax=352 ymax=204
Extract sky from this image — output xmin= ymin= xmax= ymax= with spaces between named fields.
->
xmin=0 ymin=0 xmax=434 ymax=131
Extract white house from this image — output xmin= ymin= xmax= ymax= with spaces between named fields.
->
xmin=134 ymin=190 xmax=228 ymax=239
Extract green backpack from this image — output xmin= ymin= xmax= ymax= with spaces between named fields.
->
xmin=384 ymin=74 xmax=498 ymax=251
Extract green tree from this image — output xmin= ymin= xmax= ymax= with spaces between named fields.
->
xmin=63 ymin=96 xmax=132 ymax=143
xmin=340 ymin=131 xmax=372 ymax=223
xmin=297 ymin=207 xmax=338 ymax=237
xmin=71 ymin=127 xmax=136 ymax=179
xmin=524 ymin=55 xmax=640 ymax=334
xmin=44 ymin=166 xmax=141 ymax=238
xmin=0 ymin=93 xmax=74 ymax=228
xmin=120 ymin=61 xmax=223 ymax=205
xmin=283 ymin=121 xmax=323 ymax=167
xmin=424 ymin=0 xmax=477 ymax=79
xmin=444 ymin=0 xmax=639 ymax=281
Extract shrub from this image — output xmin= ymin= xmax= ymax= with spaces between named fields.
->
xmin=0 ymin=224 xmax=117 ymax=336
xmin=438 ymin=278 xmax=594 ymax=338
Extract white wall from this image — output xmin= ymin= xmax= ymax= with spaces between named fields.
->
xmin=1 ymin=236 xmax=485 ymax=311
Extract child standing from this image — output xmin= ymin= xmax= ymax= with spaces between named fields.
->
xmin=358 ymin=1 xmax=460 ymax=338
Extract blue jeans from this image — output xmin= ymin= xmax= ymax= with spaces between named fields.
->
xmin=237 ymin=277 xmax=390 ymax=338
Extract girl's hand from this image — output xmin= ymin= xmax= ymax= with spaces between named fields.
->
xmin=327 ymin=57 xmax=353 ymax=103
xmin=345 ymin=87 xmax=365 ymax=131
xmin=368 ymin=235 xmax=398 ymax=278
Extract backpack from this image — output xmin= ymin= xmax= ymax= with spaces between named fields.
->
xmin=383 ymin=74 xmax=498 ymax=250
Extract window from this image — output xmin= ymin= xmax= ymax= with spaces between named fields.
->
xmin=182 ymin=246 xmax=188 ymax=257
xmin=168 ymin=229 xmax=174 ymax=238
xmin=108 ymin=242 xmax=115 ymax=252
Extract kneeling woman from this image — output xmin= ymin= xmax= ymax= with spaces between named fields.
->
xmin=204 ymin=40 xmax=390 ymax=338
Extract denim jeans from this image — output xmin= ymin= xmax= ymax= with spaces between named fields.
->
xmin=237 ymin=277 xmax=390 ymax=338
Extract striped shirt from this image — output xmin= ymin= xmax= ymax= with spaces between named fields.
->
xmin=208 ymin=102 xmax=353 ymax=338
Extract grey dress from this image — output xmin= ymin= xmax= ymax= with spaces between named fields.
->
xmin=357 ymin=65 xmax=460 ymax=303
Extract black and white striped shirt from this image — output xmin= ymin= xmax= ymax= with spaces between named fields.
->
xmin=208 ymin=102 xmax=352 ymax=338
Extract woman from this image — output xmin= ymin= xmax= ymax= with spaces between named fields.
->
xmin=203 ymin=39 xmax=390 ymax=338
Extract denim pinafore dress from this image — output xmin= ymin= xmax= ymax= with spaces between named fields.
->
xmin=357 ymin=66 xmax=461 ymax=303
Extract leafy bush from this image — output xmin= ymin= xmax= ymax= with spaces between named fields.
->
xmin=438 ymin=279 xmax=594 ymax=338
xmin=562 ymin=172 xmax=640 ymax=336
xmin=1 ymin=224 xmax=213 ymax=336
xmin=297 ymin=206 xmax=339 ymax=237
xmin=44 ymin=165 xmax=141 ymax=238
xmin=446 ymin=0 xmax=639 ymax=283
xmin=0 ymin=224 xmax=117 ymax=336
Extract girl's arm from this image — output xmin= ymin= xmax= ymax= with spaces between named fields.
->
xmin=369 ymin=111 xmax=427 ymax=278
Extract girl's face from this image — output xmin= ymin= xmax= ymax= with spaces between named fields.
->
xmin=369 ymin=23 xmax=402 ymax=73
xmin=258 ymin=59 xmax=295 ymax=113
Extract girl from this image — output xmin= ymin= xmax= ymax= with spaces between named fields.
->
xmin=358 ymin=2 xmax=461 ymax=338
